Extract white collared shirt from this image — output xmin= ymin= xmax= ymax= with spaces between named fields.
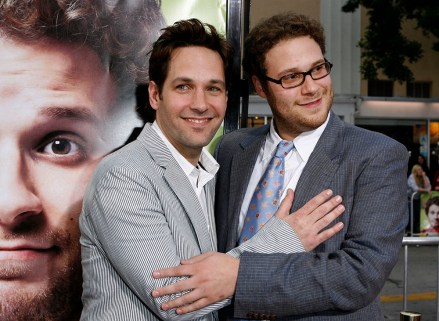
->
xmin=238 ymin=114 xmax=330 ymax=235
xmin=152 ymin=122 xmax=219 ymax=235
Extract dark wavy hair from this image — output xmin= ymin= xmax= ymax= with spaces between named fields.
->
xmin=149 ymin=18 xmax=234 ymax=96
xmin=426 ymin=197 xmax=439 ymax=213
xmin=0 ymin=0 xmax=165 ymax=101
xmin=242 ymin=11 xmax=326 ymax=82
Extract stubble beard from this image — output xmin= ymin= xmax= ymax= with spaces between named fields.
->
xmin=268 ymin=87 xmax=333 ymax=138
xmin=0 ymin=234 xmax=82 ymax=321
xmin=0 ymin=258 xmax=82 ymax=321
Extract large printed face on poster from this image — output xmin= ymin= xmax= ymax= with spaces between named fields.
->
xmin=0 ymin=1 xmax=165 ymax=320
xmin=0 ymin=1 xmax=226 ymax=320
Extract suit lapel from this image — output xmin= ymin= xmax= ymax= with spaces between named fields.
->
xmin=204 ymin=180 xmax=217 ymax=250
xmin=163 ymin=165 xmax=214 ymax=253
xmin=138 ymin=124 xmax=214 ymax=253
xmin=292 ymin=112 xmax=344 ymax=211
xmin=227 ymin=127 xmax=268 ymax=248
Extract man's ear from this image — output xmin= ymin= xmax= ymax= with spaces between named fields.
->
xmin=252 ymin=75 xmax=267 ymax=98
xmin=148 ymin=81 xmax=160 ymax=110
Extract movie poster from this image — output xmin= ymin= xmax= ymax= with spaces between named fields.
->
xmin=0 ymin=1 xmax=226 ymax=320
xmin=161 ymin=0 xmax=226 ymax=34
xmin=420 ymin=192 xmax=439 ymax=236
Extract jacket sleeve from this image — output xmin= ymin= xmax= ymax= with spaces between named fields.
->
xmin=227 ymin=217 xmax=305 ymax=258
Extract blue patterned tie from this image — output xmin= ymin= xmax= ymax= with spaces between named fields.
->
xmin=239 ymin=140 xmax=294 ymax=244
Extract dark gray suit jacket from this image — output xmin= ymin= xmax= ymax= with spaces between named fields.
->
xmin=215 ymin=112 xmax=408 ymax=320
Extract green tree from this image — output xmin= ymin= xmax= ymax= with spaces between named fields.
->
xmin=342 ymin=0 xmax=439 ymax=83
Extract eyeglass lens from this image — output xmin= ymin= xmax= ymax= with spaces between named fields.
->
xmin=282 ymin=62 xmax=331 ymax=88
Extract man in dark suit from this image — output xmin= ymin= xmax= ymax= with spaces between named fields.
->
xmin=152 ymin=11 xmax=408 ymax=320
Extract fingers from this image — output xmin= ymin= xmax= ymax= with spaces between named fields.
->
xmin=151 ymin=278 xmax=193 ymax=298
xmin=159 ymin=289 xmax=202 ymax=311
xmin=152 ymin=253 xmax=237 ymax=315
xmin=175 ymin=298 xmax=211 ymax=314
xmin=274 ymin=189 xmax=294 ymax=219
xmin=159 ymin=289 xmax=212 ymax=314
xmin=293 ymin=189 xmax=334 ymax=217
xmin=153 ymin=265 xmax=190 ymax=279
xmin=154 ymin=253 xmax=215 ymax=277
xmin=314 ymin=221 xmax=344 ymax=244
xmin=285 ymin=190 xmax=345 ymax=252
xmin=309 ymin=197 xmax=344 ymax=226
xmin=316 ymin=205 xmax=344 ymax=232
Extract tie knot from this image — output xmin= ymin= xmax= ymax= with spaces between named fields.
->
xmin=274 ymin=140 xmax=294 ymax=158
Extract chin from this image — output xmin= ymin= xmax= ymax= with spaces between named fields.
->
xmin=0 ymin=274 xmax=82 ymax=321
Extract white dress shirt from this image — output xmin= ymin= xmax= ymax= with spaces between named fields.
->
xmin=238 ymin=114 xmax=330 ymax=235
xmin=152 ymin=121 xmax=219 ymax=235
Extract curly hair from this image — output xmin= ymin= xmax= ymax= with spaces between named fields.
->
xmin=0 ymin=0 xmax=165 ymax=100
xmin=242 ymin=11 xmax=326 ymax=82
xmin=426 ymin=196 xmax=439 ymax=213
xmin=149 ymin=18 xmax=234 ymax=96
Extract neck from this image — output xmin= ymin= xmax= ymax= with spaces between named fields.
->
xmin=183 ymin=151 xmax=202 ymax=167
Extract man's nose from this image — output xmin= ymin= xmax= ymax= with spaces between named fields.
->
xmin=191 ymin=88 xmax=208 ymax=112
xmin=300 ymin=73 xmax=319 ymax=94
xmin=0 ymin=148 xmax=42 ymax=227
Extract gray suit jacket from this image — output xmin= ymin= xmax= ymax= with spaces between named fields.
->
xmin=215 ymin=112 xmax=408 ymax=320
xmin=80 ymin=124 xmax=226 ymax=321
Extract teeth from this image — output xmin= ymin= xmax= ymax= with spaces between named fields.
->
xmin=188 ymin=119 xmax=206 ymax=123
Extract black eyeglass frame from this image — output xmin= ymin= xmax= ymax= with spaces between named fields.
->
xmin=262 ymin=59 xmax=333 ymax=89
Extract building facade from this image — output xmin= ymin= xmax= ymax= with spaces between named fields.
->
xmin=246 ymin=0 xmax=439 ymax=175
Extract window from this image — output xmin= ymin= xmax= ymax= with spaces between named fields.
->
xmin=368 ymin=80 xmax=393 ymax=97
xmin=407 ymin=81 xmax=431 ymax=98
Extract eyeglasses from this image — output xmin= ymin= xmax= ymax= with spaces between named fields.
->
xmin=263 ymin=60 xmax=333 ymax=89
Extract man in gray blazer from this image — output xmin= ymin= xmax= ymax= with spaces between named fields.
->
xmin=80 ymin=18 xmax=345 ymax=321
xmin=152 ymin=11 xmax=408 ymax=320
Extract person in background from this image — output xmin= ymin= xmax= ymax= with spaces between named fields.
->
xmin=417 ymin=154 xmax=432 ymax=181
xmin=408 ymin=164 xmax=432 ymax=195
xmin=408 ymin=164 xmax=432 ymax=233
xmin=152 ymin=11 xmax=408 ymax=321
xmin=0 ymin=1 xmax=164 ymax=320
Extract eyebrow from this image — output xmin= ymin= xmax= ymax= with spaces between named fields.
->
xmin=173 ymin=77 xmax=226 ymax=87
xmin=283 ymin=59 xmax=327 ymax=74
xmin=39 ymin=106 xmax=99 ymax=124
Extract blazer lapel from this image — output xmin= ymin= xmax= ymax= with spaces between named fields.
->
xmin=204 ymin=180 xmax=218 ymax=250
xmin=292 ymin=112 xmax=344 ymax=211
xmin=163 ymin=165 xmax=215 ymax=253
xmin=138 ymin=124 xmax=214 ymax=253
xmin=227 ymin=126 xmax=268 ymax=248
